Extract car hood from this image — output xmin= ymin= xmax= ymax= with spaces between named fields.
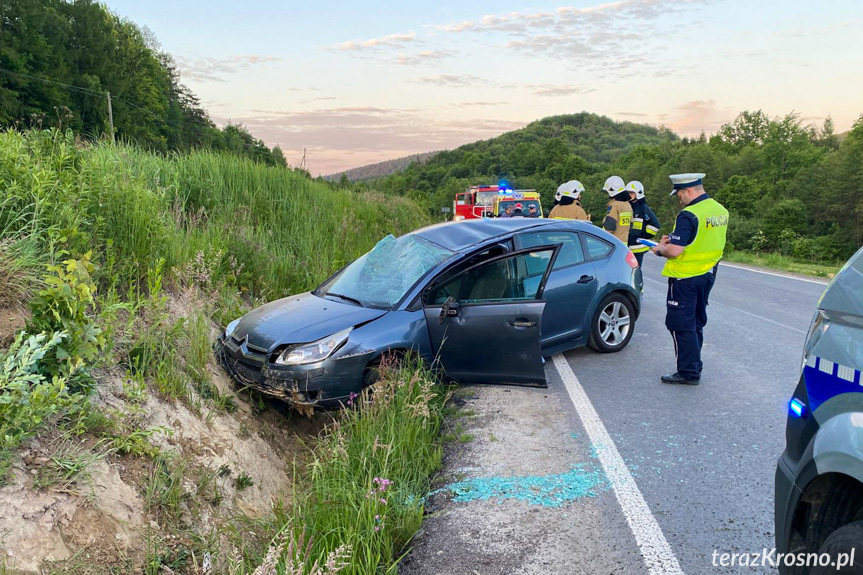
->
xmin=233 ymin=292 xmax=387 ymax=352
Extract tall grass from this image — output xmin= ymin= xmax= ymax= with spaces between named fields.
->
xmin=0 ymin=128 xmax=430 ymax=300
xmin=265 ymin=356 xmax=447 ymax=575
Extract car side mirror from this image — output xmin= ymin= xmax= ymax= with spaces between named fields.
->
xmin=439 ymin=297 xmax=460 ymax=324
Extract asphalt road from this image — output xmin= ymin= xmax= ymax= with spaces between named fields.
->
xmin=403 ymin=258 xmax=828 ymax=575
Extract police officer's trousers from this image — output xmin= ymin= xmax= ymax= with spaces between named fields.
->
xmin=665 ymin=267 xmax=717 ymax=380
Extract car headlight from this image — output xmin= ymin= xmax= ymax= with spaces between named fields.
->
xmin=801 ymin=309 xmax=827 ymax=370
xmin=225 ymin=318 xmax=241 ymax=338
xmin=275 ymin=328 xmax=351 ymax=366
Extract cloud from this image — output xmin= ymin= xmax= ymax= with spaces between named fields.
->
xmin=667 ymin=99 xmax=733 ymax=135
xmin=393 ymin=49 xmax=454 ymax=66
xmin=616 ymin=111 xmax=648 ymax=117
xmin=214 ymin=106 xmax=526 ymax=175
xmin=336 ymin=32 xmax=421 ymax=52
xmin=451 ymin=101 xmax=507 ymax=108
xmin=176 ymin=54 xmax=282 ymax=83
xmin=528 ymin=84 xmax=595 ymax=97
xmin=415 ymin=74 xmax=487 ymax=87
xmin=433 ymin=0 xmax=710 ymax=75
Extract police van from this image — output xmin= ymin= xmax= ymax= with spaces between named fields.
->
xmin=775 ymin=246 xmax=863 ymax=574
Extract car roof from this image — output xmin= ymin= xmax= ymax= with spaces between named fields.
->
xmin=412 ymin=218 xmax=592 ymax=251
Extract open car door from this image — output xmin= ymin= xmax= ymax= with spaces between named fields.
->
xmin=423 ymin=245 xmax=559 ymax=386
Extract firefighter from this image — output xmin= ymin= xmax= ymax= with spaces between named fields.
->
xmin=549 ymin=181 xmax=590 ymax=220
xmin=625 ymin=180 xmax=661 ymax=267
xmin=650 ymin=173 xmax=729 ymax=385
xmin=602 ymin=175 xmax=632 ymax=244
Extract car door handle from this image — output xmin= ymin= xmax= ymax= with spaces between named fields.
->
xmin=577 ymin=275 xmax=595 ymax=284
xmin=509 ymin=320 xmax=537 ymax=328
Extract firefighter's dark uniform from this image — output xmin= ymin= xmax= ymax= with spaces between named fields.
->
xmin=661 ymin=193 xmax=728 ymax=383
xmin=628 ymin=198 xmax=661 ymax=267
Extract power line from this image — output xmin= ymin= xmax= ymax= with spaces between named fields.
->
xmin=0 ymin=66 xmax=163 ymax=123
xmin=0 ymin=67 xmax=106 ymax=97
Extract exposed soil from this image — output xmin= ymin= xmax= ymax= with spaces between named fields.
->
xmin=0 ymin=330 xmax=330 ymax=574
xmin=0 ymin=306 xmax=29 ymax=347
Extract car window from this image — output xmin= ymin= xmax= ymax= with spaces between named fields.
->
xmin=583 ymin=234 xmax=613 ymax=259
xmin=518 ymin=231 xmax=585 ymax=269
xmin=426 ymin=250 xmax=554 ymax=304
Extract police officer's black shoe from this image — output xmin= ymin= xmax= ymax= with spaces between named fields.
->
xmin=661 ymin=372 xmax=700 ymax=385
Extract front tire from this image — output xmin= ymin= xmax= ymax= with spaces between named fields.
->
xmin=810 ymin=521 xmax=863 ymax=575
xmin=588 ymin=293 xmax=635 ymax=353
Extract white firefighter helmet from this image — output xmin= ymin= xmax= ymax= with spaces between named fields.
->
xmin=625 ymin=180 xmax=645 ymax=200
xmin=602 ymin=175 xmax=626 ymax=197
xmin=557 ymin=180 xmax=585 ymax=200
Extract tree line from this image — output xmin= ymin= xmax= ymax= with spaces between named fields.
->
xmin=370 ymin=111 xmax=863 ymax=262
xmin=0 ymin=0 xmax=289 ymax=168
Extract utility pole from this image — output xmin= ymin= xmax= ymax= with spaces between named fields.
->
xmin=106 ymin=91 xmax=115 ymax=143
xmin=300 ymin=147 xmax=307 ymax=171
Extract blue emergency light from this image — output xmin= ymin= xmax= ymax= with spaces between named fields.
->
xmin=789 ymin=398 xmax=807 ymax=418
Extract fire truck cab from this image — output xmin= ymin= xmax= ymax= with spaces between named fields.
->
xmin=453 ymin=185 xmax=543 ymax=220
xmin=453 ymin=185 xmax=499 ymax=220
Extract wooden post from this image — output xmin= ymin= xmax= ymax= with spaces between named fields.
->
xmin=106 ymin=91 xmax=115 ymax=143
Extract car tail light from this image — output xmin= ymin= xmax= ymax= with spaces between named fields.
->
xmin=625 ymin=251 xmax=639 ymax=269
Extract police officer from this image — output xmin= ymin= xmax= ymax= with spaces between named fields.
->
xmin=650 ymin=173 xmax=729 ymax=385
xmin=549 ymin=181 xmax=590 ymax=220
xmin=602 ymin=175 xmax=632 ymax=244
xmin=625 ymin=181 xmax=661 ymax=267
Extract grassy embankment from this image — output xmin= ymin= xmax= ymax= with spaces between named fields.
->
xmin=0 ymin=128 xmax=445 ymax=574
xmin=723 ymin=250 xmax=842 ymax=279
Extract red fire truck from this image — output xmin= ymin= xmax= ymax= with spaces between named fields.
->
xmin=453 ymin=185 xmax=543 ymax=220
xmin=453 ymin=185 xmax=500 ymax=220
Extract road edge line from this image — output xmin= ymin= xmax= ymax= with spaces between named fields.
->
xmin=552 ymin=354 xmax=686 ymax=575
xmin=719 ymin=262 xmax=830 ymax=285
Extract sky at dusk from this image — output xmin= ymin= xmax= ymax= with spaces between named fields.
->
xmin=105 ymin=0 xmax=863 ymax=176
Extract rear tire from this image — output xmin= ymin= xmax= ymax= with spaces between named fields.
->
xmin=810 ymin=521 xmax=863 ymax=575
xmin=588 ymin=293 xmax=635 ymax=353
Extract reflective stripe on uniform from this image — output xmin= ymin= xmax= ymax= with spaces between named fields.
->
xmin=629 ymin=244 xmax=649 ymax=253
xmin=646 ymin=225 xmax=660 ymax=234
xmin=632 ymin=217 xmax=644 ymax=230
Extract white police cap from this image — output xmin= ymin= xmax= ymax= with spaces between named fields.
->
xmin=669 ymin=173 xmax=705 ymax=195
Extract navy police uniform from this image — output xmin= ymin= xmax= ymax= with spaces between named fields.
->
xmin=656 ymin=173 xmax=729 ymax=385
xmin=665 ymin=195 xmax=717 ymax=380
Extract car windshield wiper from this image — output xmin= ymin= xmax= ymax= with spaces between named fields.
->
xmin=324 ymin=292 xmax=364 ymax=306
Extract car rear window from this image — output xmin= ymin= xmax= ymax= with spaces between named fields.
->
xmin=583 ymin=234 xmax=613 ymax=259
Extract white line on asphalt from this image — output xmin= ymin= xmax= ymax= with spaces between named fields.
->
xmin=643 ymin=277 xmax=806 ymax=334
xmin=719 ymin=262 xmax=830 ymax=285
xmin=551 ymin=354 xmax=686 ymax=575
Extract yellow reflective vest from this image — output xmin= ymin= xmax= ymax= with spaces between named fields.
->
xmin=662 ymin=198 xmax=729 ymax=279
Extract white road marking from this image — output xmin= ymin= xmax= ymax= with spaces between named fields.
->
xmin=551 ymin=354 xmax=686 ymax=575
xmin=643 ymin=277 xmax=806 ymax=335
xmin=719 ymin=262 xmax=829 ymax=285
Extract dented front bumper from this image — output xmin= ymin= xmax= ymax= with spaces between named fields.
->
xmin=214 ymin=336 xmax=373 ymax=409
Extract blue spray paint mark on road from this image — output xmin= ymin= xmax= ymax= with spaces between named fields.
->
xmin=435 ymin=463 xmax=609 ymax=508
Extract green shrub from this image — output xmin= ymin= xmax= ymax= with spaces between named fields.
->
xmin=0 ymin=331 xmax=82 ymax=481
xmin=27 ymin=252 xmax=105 ymax=379
xmin=727 ymin=218 xmax=765 ymax=251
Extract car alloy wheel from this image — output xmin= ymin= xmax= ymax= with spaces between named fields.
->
xmin=599 ymin=301 xmax=630 ymax=346
xmin=588 ymin=293 xmax=635 ymax=353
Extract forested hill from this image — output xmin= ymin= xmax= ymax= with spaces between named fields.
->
xmin=372 ymin=111 xmax=863 ymax=262
xmin=0 ymin=0 xmax=287 ymax=167
xmin=325 ymin=151 xmax=437 ymax=182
